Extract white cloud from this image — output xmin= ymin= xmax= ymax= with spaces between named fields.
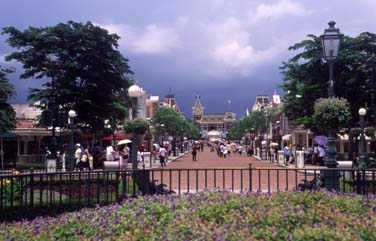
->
xmin=98 ymin=22 xmax=181 ymax=54
xmin=250 ymin=0 xmax=313 ymax=22
xmin=202 ymin=18 xmax=286 ymax=77
xmin=132 ymin=24 xmax=181 ymax=54
xmin=97 ymin=15 xmax=289 ymax=79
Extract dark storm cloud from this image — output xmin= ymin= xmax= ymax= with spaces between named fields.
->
xmin=1 ymin=0 xmax=376 ymax=119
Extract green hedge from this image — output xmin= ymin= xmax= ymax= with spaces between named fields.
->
xmin=15 ymin=162 xmax=45 ymax=170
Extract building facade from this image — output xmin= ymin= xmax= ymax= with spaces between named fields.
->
xmin=192 ymin=95 xmax=235 ymax=138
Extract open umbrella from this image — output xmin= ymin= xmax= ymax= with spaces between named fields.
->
xmin=314 ymin=135 xmax=328 ymax=146
xmin=117 ymin=139 xmax=132 ymax=145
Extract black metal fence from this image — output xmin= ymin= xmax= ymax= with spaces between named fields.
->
xmin=1 ymin=167 xmax=375 ymax=221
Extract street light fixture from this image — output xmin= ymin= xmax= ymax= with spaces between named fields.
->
xmin=160 ymin=124 xmax=165 ymax=144
xmin=321 ymin=21 xmax=343 ymax=98
xmin=67 ymin=109 xmax=76 ymax=171
xmin=321 ymin=20 xmax=343 ymax=190
xmin=128 ymin=84 xmax=142 ymax=169
xmin=358 ymin=108 xmax=367 ymax=168
xmin=145 ymin=117 xmax=153 ymax=168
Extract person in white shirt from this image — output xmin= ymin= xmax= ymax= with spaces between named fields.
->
xmin=121 ymin=145 xmax=130 ymax=167
xmin=74 ymin=143 xmax=82 ymax=171
xmin=158 ymin=147 xmax=167 ymax=167
xmin=318 ymin=145 xmax=325 ymax=166
xmin=106 ymin=144 xmax=114 ymax=161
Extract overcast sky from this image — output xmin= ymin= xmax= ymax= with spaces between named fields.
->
xmin=1 ymin=0 xmax=375 ymax=119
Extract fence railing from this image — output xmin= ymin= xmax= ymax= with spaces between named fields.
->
xmin=1 ymin=167 xmax=375 ymax=221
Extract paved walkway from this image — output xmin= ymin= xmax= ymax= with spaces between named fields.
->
xmin=149 ymin=147 xmax=316 ymax=192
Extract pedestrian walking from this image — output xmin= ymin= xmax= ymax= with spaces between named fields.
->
xmin=283 ymin=144 xmax=290 ymax=166
xmin=192 ymin=145 xmax=198 ymax=161
xmin=318 ymin=145 xmax=325 ymax=166
xmin=158 ymin=146 xmax=167 ymax=167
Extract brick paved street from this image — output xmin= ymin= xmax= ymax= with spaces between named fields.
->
xmin=150 ymin=146 xmax=315 ymax=192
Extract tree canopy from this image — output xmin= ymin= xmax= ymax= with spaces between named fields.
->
xmin=2 ymin=21 xmax=133 ymax=133
xmin=280 ymin=32 xmax=376 ymax=130
xmin=227 ymin=110 xmax=268 ymax=140
xmin=0 ymin=66 xmax=16 ymax=133
xmin=152 ymin=107 xmax=199 ymax=139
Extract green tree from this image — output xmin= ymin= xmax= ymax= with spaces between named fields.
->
xmin=227 ymin=110 xmax=270 ymax=141
xmin=152 ymin=107 xmax=198 ymax=153
xmin=0 ymin=66 xmax=16 ymax=133
xmin=243 ymin=111 xmax=267 ymax=136
xmin=227 ymin=120 xmax=245 ymax=140
xmin=2 ymin=21 xmax=133 ymax=133
xmin=152 ymin=107 xmax=185 ymax=137
xmin=280 ymin=32 xmax=376 ymax=129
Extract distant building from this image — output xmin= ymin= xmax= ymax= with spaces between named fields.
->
xmin=192 ymin=94 xmax=236 ymax=138
xmin=251 ymin=94 xmax=270 ymax=112
xmin=1 ymin=104 xmax=51 ymax=166
xmin=163 ymin=90 xmax=182 ymax=114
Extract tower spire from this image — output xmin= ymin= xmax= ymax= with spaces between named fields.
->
xmin=192 ymin=93 xmax=204 ymax=121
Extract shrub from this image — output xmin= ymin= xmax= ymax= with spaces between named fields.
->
xmin=1 ymin=191 xmax=375 ymax=240
xmin=124 ymin=118 xmax=148 ymax=135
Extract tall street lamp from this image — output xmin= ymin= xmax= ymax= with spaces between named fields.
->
xmin=68 ymin=110 xmax=76 ymax=172
xmin=146 ymin=117 xmax=153 ymax=168
xmin=42 ymin=64 xmax=59 ymax=157
xmin=128 ymin=84 xmax=142 ymax=169
xmin=160 ymin=124 xmax=165 ymax=144
xmin=366 ymin=53 xmax=376 ymax=153
xmin=358 ymin=108 xmax=367 ymax=168
xmin=321 ymin=20 xmax=343 ymax=190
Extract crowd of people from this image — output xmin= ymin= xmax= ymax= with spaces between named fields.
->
xmin=281 ymin=143 xmax=326 ymax=166
xmin=57 ymin=140 xmax=180 ymax=171
xmin=54 ymin=138 xmax=328 ymax=171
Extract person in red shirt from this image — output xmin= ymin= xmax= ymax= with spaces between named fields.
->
xmin=138 ymin=144 xmax=146 ymax=152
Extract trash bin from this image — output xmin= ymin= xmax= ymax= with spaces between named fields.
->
xmin=296 ymin=151 xmax=304 ymax=168
xmin=103 ymin=161 xmax=120 ymax=170
xmin=278 ymin=151 xmax=285 ymax=166
xmin=143 ymin=152 xmax=151 ymax=168
xmin=46 ymin=158 xmax=57 ymax=172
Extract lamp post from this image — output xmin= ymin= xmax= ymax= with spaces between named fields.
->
xmin=160 ymin=124 xmax=165 ymax=144
xmin=42 ymin=64 xmax=59 ymax=157
xmin=367 ymin=53 xmax=376 ymax=153
xmin=321 ymin=20 xmax=343 ymax=190
xmin=146 ymin=117 xmax=153 ymax=168
xmin=68 ymin=110 xmax=76 ymax=172
xmin=276 ymin=120 xmax=282 ymax=150
xmin=128 ymin=84 xmax=142 ymax=169
xmin=358 ymin=108 xmax=367 ymax=168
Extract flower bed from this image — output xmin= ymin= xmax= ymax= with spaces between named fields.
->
xmin=1 ymin=191 xmax=375 ymax=240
